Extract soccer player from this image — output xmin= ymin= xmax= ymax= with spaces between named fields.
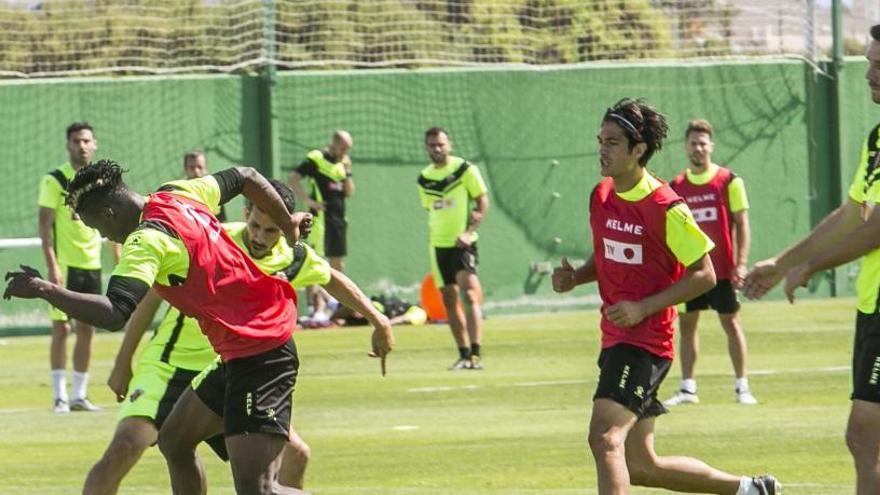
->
xmin=288 ymin=131 xmax=354 ymax=322
xmin=332 ymin=294 xmax=428 ymax=327
xmin=183 ymin=149 xmax=227 ymax=221
xmin=417 ymin=127 xmax=489 ymax=370
xmin=665 ymin=119 xmax=757 ymax=406
xmin=744 ymin=24 xmax=880 ymax=495
xmin=551 ymin=98 xmax=779 ymax=495
xmin=5 ymin=161 xmax=393 ymax=495
xmin=82 ymin=179 xmax=390 ymax=495
xmin=37 ymin=122 xmax=108 ymax=413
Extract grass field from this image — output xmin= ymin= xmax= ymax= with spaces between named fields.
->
xmin=0 ymin=297 xmax=858 ymax=494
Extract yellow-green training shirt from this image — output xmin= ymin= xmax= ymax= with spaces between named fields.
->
xmin=37 ymin=163 xmax=102 ymax=269
xmin=417 ymin=156 xmax=488 ymax=248
xmin=848 ymin=124 xmax=880 ymax=314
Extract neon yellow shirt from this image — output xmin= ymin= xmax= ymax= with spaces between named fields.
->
xmin=417 ymin=157 xmax=488 ymax=248
xmin=37 ymin=163 xmax=102 ymax=269
xmin=848 ymin=125 xmax=880 ymax=313
xmin=684 ymin=163 xmax=749 ymax=213
xmin=616 ymin=173 xmax=715 ymax=267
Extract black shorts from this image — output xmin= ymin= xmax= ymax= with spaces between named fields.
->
xmin=684 ymin=279 xmax=740 ymax=314
xmin=593 ymin=343 xmax=671 ymax=420
xmin=66 ymin=266 xmax=102 ymax=294
xmin=852 ymin=312 xmax=880 ymax=403
xmin=152 ymin=368 xmax=229 ymax=461
xmin=193 ymin=340 xmax=299 ymax=439
xmin=324 ymin=214 xmax=347 ymax=258
xmin=432 ymin=244 xmax=478 ymax=287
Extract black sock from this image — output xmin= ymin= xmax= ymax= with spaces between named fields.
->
xmin=470 ymin=343 xmax=481 ymax=357
xmin=458 ymin=347 xmax=471 ymax=359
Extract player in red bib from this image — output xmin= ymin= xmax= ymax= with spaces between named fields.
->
xmin=666 ymin=119 xmax=757 ymax=407
xmin=4 ymin=161 xmax=393 ymax=495
xmin=551 ymin=99 xmax=779 ymax=495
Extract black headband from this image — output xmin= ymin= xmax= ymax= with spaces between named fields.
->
xmin=605 ymin=111 xmax=644 ymax=142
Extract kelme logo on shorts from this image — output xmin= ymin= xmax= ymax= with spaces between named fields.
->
xmin=691 ymin=207 xmax=718 ymax=223
xmin=618 ymin=365 xmax=630 ymax=390
xmin=870 ymin=356 xmax=880 ymax=386
xmin=603 ymin=239 xmax=643 ymax=265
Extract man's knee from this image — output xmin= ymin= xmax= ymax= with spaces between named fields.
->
xmin=462 ymin=287 xmax=480 ymax=306
xmin=846 ymin=417 xmax=880 ymax=459
xmin=104 ymin=433 xmax=149 ymax=465
xmin=158 ymin=428 xmax=195 ymax=461
xmin=587 ymin=428 xmax=625 ymax=456
xmin=285 ymin=438 xmax=311 ymax=464
xmin=232 ymin=474 xmax=275 ymax=495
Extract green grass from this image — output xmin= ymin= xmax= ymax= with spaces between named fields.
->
xmin=0 ymin=298 xmax=858 ymax=494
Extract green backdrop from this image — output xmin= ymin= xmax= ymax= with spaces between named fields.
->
xmin=0 ymin=58 xmax=874 ymax=328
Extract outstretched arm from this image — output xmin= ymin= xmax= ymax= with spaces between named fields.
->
xmin=783 ymin=201 xmax=880 ymax=302
xmin=322 ymin=269 xmax=394 ymax=375
xmin=4 ymin=268 xmax=148 ymax=331
xmin=744 ymin=199 xmax=862 ymax=299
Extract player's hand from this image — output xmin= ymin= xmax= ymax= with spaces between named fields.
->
xmin=552 ymin=257 xmax=577 ymax=293
xmin=48 ymin=265 xmax=64 ymax=286
xmin=4 ymin=265 xmax=48 ymax=300
xmin=731 ymin=263 xmax=748 ymax=290
xmin=605 ymin=300 xmax=647 ymax=328
xmin=455 ymin=232 xmax=475 ymax=248
xmin=306 ymin=199 xmax=326 ymax=212
xmin=107 ymin=364 xmax=132 ymax=402
xmin=783 ymin=263 xmax=812 ymax=304
xmin=286 ymin=212 xmax=313 ymax=246
xmin=743 ymin=257 xmax=783 ymax=300
xmin=368 ymin=314 xmax=394 ymax=376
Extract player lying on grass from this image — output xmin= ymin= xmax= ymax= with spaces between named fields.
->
xmin=81 ymin=179 xmax=391 ymax=495
xmin=4 ymin=161 xmax=393 ymax=495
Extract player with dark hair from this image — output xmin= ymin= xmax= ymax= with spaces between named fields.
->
xmin=418 ymin=126 xmax=490 ymax=369
xmin=5 ymin=161 xmax=393 ymax=495
xmin=552 ymin=98 xmax=779 ymax=494
xmin=82 ymin=178 xmax=390 ymax=495
xmin=745 ymin=24 xmax=880 ymax=495
xmin=665 ymin=119 xmax=757 ymax=406
xmin=37 ymin=122 xmax=111 ymax=413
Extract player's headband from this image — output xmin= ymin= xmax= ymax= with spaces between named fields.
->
xmin=605 ymin=110 xmax=644 ymax=142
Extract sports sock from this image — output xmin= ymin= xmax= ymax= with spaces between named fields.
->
xmin=72 ymin=371 xmax=88 ymax=400
xmin=470 ymin=343 xmax=481 ymax=357
xmin=458 ymin=347 xmax=471 ymax=359
xmin=681 ymin=378 xmax=697 ymax=394
xmin=735 ymin=377 xmax=750 ymax=393
xmin=51 ymin=369 xmax=68 ymax=402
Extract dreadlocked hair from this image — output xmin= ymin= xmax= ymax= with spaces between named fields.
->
xmin=603 ymin=97 xmax=669 ymax=166
xmin=66 ymin=159 xmax=126 ymax=213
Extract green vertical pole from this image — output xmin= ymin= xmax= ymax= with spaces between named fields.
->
xmin=258 ymin=0 xmax=281 ymax=179
xmin=827 ymin=0 xmax=843 ymax=296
